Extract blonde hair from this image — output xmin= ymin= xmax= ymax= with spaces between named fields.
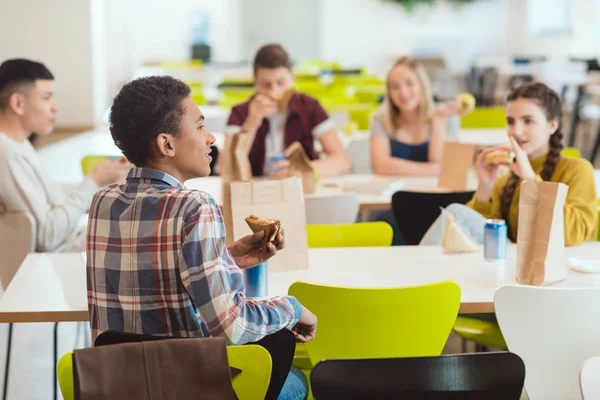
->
xmin=381 ymin=56 xmax=435 ymax=134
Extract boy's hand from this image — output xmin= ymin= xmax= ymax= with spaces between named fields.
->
xmin=228 ymin=229 xmax=285 ymax=269
xmin=293 ymin=306 xmax=317 ymax=343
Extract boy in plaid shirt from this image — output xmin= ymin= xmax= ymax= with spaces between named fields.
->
xmin=87 ymin=76 xmax=316 ymax=400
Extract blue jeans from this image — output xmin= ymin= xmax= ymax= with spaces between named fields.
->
xmin=370 ymin=210 xmax=406 ymax=246
xmin=278 ymin=367 xmax=308 ymax=400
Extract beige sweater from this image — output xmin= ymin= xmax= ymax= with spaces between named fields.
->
xmin=0 ymin=133 xmax=99 ymax=252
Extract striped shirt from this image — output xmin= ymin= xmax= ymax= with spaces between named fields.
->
xmin=86 ymin=167 xmax=302 ymax=344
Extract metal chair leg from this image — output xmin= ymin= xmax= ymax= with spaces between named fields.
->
xmin=54 ymin=322 xmax=58 ymax=400
xmin=3 ymin=323 xmax=13 ymax=400
xmin=590 ymin=122 xmax=600 ymax=164
xmin=569 ymin=85 xmax=584 ymax=147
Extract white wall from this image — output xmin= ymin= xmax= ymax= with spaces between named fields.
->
xmin=0 ymin=0 xmax=95 ymax=127
xmin=241 ymin=0 xmax=321 ymax=62
xmin=103 ymin=0 xmax=243 ymax=103
xmin=319 ymin=0 xmax=509 ymax=73
xmin=508 ymin=0 xmax=600 ymax=59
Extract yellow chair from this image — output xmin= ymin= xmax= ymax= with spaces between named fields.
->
xmin=57 ymin=344 xmax=272 ymax=400
xmin=80 ymin=155 xmax=123 ymax=176
xmin=460 ymin=107 xmax=506 ymax=129
xmin=290 ymin=281 xmax=461 ymax=397
xmin=307 ymin=222 xmax=393 ymax=248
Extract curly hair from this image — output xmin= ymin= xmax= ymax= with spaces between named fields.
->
xmin=109 ymin=76 xmax=190 ymax=166
xmin=500 ymin=82 xmax=564 ymax=241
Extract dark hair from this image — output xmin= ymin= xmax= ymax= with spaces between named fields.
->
xmin=109 ymin=76 xmax=190 ymax=166
xmin=501 ymin=82 xmax=564 ymax=241
xmin=0 ymin=59 xmax=54 ymax=110
xmin=253 ymin=44 xmax=292 ymax=75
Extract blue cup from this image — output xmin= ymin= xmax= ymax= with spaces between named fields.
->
xmin=269 ymin=154 xmax=287 ymax=174
xmin=244 ymin=262 xmax=268 ymax=298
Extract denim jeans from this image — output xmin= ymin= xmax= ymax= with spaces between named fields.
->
xmin=278 ymin=367 xmax=308 ymax=400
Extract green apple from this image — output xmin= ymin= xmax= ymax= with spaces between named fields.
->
xmin=458 ymin=92 xmax=476 ymax=112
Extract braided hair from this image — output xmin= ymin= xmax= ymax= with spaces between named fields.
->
xmin=500 ymin=82 xmax=564 ymax=241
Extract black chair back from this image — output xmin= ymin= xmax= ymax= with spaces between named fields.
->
xmin=95 ymin=329 xmax=295 ymax=400
xmin=210 ymin=145 xmax=219 ymax=176
xmin=391 ymin=190 xmax=474 ymax=245
xmin=311 ymin=352 xmax=525 ymax=400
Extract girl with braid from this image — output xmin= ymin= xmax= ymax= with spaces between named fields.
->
xmin=421 ymin=82 xmax=597 ymax=245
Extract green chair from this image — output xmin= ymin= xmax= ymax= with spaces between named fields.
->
xmin=561 ymin=147 xmax=581 ymax=158
xmin=460 ymin=107 xmax=506 ymax=129
xmin=306 ymin=222 xmax=393 ymax=248
xmin=452 ymin=316 xmax=507 ymax=349
xmin=289 ymin=281 xmax=461 ymax=397
xmin=80 ymin=155 xmax=122 ymax=176
xmin=57 ymin=344 xmax=272 ymax=400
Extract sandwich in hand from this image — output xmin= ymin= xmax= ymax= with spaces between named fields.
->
xmin=245 ymin=215 xmax=281 ymax=251
xmin=485 ymin=149 xmax=515 ymax=165
xmin=270 ymin=89 xmax=294 ymax=111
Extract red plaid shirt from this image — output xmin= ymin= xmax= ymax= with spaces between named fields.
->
xmin=86 ymin=168 xmax=302 ymax=344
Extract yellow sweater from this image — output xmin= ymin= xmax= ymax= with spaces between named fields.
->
xmin=468 ymin=154 xmax=598 ymax=246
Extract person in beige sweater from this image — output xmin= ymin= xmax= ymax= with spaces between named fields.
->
xmin=0 ymin=59 xmax=129 ymax=252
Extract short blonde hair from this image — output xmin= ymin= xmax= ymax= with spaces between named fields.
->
xmin=382 ymin=56 xmax=435 ymax=134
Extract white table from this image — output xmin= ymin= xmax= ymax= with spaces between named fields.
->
xmin=185 ymin=174 xmax=478 ymax=212
xmin=2 ymin=244 xmax=600 ymax=323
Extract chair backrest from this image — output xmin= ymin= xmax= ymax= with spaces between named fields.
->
xmin=0 ymin=212 xmax=36 ymax=292
xmin=94 ymin=330 xmax=281 ymax=399
xmin=305 ymin=193 xmax=360 ymax=225
xmin=81 ymin=148 xmax=219 ymax=177
xmin=81 ymin=155 xmax=118 ymax=176
xmin=347 ymin=140 xmax=372 ymax=174
xmin=311 ymin=352 xmax=525 ymax=400
xmin=59 ymin=345 xmax=272 ymax=400
xmin=391 ymin=191 xmax=474 ymax=245
xmin=460 ymin=107 xmax=506 ymax=129
xmin=495 ymin=285 xmax=600 ymax=400
xmin=581 ymin=357 xmax=600 ymax=400
xmin=306 ymin=222 xmax=393 ymax=248
xmin=562 ymin=147 xmax=581 ymax=158
xmin=288 ymin=281 xmax=461 ymax=366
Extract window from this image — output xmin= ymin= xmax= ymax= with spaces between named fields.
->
xmin=527 ymin=0 xmax=572 ymax=36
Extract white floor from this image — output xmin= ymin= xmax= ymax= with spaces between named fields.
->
xmin=0 ymin=322 xmax=86 ymax=400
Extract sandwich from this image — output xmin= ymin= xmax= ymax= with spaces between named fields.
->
xmin=441 ymin=217 xmax=479 ymax=253
xmin=485 ymin=149 xmax=515 ymax=165
xmin=270 ymin=88 xmax=294 ymax=110
xmin=245 ymin=215 xmax=281 ymax=251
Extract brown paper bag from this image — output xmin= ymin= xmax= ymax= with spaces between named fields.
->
xmin=437 ymin=142 xmax=476 ymax=191
xmin=284 ymin=141 xmax=318 ymax=194
xmin=221 ymin=131 xmax=254 ymax=182
xmin=516 ymin=180 xmax=568 ymax=286
xmin=221 ymin=131 xmax=255 ymax=245
xmin=230 ymin=177 xmax=309 ymax=272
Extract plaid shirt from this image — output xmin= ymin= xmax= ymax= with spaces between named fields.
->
xmin=87 ymin=168 xmax=302 ymax=345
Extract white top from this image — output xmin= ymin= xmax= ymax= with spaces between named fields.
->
xmin=0 ymin=133 xmax=98 ymax=252
xmin=2 ymin=243 xmax=600 ymax=322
